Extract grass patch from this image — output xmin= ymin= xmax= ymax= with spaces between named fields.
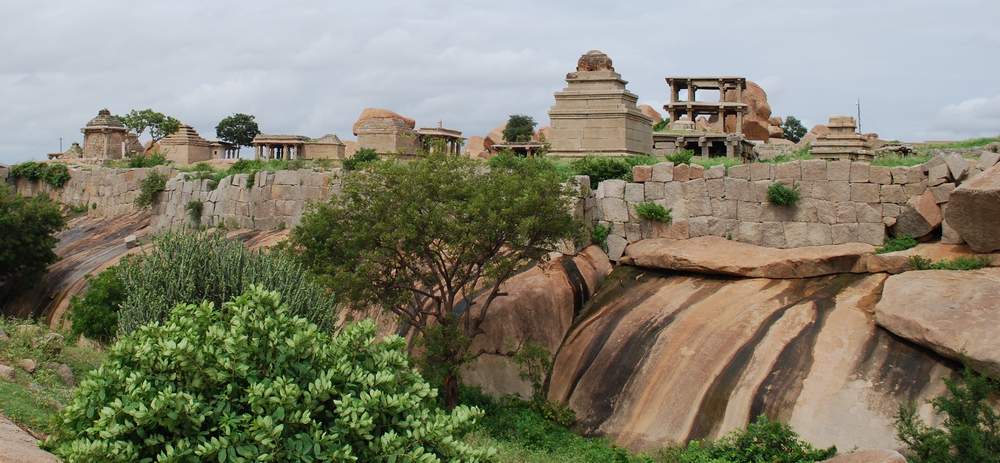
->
xmin=871 ymin=154 xmax=932 ymax=167
xmin=908 ymin=255 xmax=992 ymax=271
xmin=665 ymin=150 xmax=694 ymax=165
xmin=877 ymin=235 xmax=918 ymax=254
xmin=921 ymin=136 xmax=1000 ymax=150
xmin=0 ymin=318 xmax=105 ymax=435
xmin=766 ymin=182 xmax=801 ymax=206
xmin=692 ymin=156 xmax=741 ymax=170
xmin=759 ymin=147 xmax=813 ymax=164
xmin=635 ymin=202 xmax=671 ymax=223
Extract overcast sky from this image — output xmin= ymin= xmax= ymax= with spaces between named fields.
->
xmin=2 ymin=0 xmax=999 ymax=164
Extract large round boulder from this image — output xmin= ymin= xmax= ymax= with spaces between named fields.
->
xmin=944 ymin=162 xmax=1000 ymax=251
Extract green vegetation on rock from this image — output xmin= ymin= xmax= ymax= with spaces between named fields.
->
xmin=656 ymin=415 xmax=836 ymax=463
xmin=0 ymin=184 xmax=65 ymax=299
xmin=9 ymin=161 xmax=71 ymax=188
xmin=908 ymin=255 xmax=992 ymax=271
xmin=766 ymin=182 xmax=801 ymax=207
xmin=503 ymin=114 xmax=537 ymax=143
xmin=341 ymin=147 xmax=379 ymax=171
xmin=665 ymin=150 xmax=694 ymax=165
xmin=877 ymin=235 xmax=918 ymax=254
xmin=46 ymin=287 xmax=491 ymax=462
xmin=134 ymin=171 xmax=166 ymax=207
xmin=635 ymin=201 xmax=672 ymax=223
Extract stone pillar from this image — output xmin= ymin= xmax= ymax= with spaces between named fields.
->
xmin=717 ymin=107 xmax=725 ymax=132
xmin=687 ymin=80 xmax=695 ymax=102
xmin=670 ymin=80 xmax=678 ymax=103
xmin=700 ymin=138 xmax=710 ymax=157
xmin=736 ymin=111 xmax=744 ymax=135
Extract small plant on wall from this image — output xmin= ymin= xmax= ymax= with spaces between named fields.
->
xmin=185 ymin=200 xmax=203 ymax=226
xmin=767 ymin=182 xmax=800 ymax=207
xmin=635 ymin=201 xmax=672 ymax=223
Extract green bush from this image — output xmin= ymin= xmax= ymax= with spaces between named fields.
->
xmin=46 ymin=287 xmax=491 ymax=462
xmin=877 ymin=235 xmax=918 ymax=254
xmin=652 ymin=118 xmax=671 ymax=132
xmin=0 ymin=184 xmax=66 ymax=299
xmin=766 ymin=182 xmax=800 ymax=206
xmin=342 ymin=147 xmax=379 ymax=171
xmin=896 ymin=367 xmax=1000 ymax=463
xmin=666 ymin=150 xmax=694 ymax=165
xmin=127 ymin=153 xmax=167 ymax=168
xmin=69 ymin=267 xmax=124 ymax=343
xmin=909 ymin=255 xmax=991 ymax=271
xmin=634 ymin=202 xmax=671 ymax=223
xmin=107 ymin=231 xmax=337 ymax=335
xmin=571 ymin=156 xmax=656 ymax=188
xmin=10 ymin=162 xmax=71 ymax=188
xmin=657 ymin=415 xmax=836 ymax=463
xmin=185 ymin=200 xmax=203 ymax=224
xmin=134 ymin=171 xmax=166 ymax=207
xmin=591 ymin=223 xmax=611 ymax=250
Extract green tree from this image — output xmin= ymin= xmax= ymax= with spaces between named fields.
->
xmin=0 ymin=184 xmax=65 ymax=299
xmin=291 ymin=155 xmax=577 ymax=408
xmin=503 ymin=114 xmax=537 ymax=143
xmin=782 ymin=116 xmax=808 ymax=143
xmin=896 ymin=367 xmax=1000 ymax=463
xmin=46 ymin=287 xmax=491 ymax=462
xmin=215 ymin=113 xmax=261 ymax=148
xmin=119 ymin=109 xmax=181 ymax=147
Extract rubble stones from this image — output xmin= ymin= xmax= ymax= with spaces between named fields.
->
xmin=945 ymin=163 xmax=1000 ymax=252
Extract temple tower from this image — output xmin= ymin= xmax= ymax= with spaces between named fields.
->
xmin=81 ymin=109 xmax=128 ymax=160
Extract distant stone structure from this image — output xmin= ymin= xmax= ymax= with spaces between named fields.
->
xmin=252 ymin=133 xmax=346 ymax=160
xmin=811 ymin=116 xmax=873 ymax=161
xmin=353 ymin=108 xmax=420 ymax=155
xmin=81 ymin=109 xmax=128 ymax=160
xmin=548 ymin=50 xmax=653 ymax=158
xmin=416 ymin=123 xmax=465 ymax=155
xmin=158 ymin=124 xmax=216 ymax=164
xmin=48 ymin=142 xmax=84 ymax=160
xmin=653 ymin=77 xmax=755 ymax=159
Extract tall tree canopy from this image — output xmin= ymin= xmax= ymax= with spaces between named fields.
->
xmin=290 ymin=155 xmax=578 ymax=407
xmin=782 ymin=115 xmax=808 ymax=143
xmin=0 ymin=184 xmax=65 ymax=300
xmin=215 ymin=113 xmax=261 ymax=148
xmin=119 ymin=109 xmax=181 ymax=145
xmin=502 ymin=114 xmax=536 ymax=143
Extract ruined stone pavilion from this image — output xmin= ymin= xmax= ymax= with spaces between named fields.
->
xmin=416 ymin=123 xmax=464 ymax=155
xmin=251 ymin=133 xmax=346 ymax=160
xmin=353 ymin=108 xmax=420 ymax=155
xmin=548 ymin=50 xmax=653 ymax=158
xmin=654 ymin=77 xmax=753 ymax=158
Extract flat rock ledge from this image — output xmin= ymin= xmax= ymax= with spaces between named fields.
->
xmin=0 ymin=415 xmax=59 ymax=462
xmin=622 ymin=236 xmax=884 ymax=278
xmin=875 ymin=268 xmax=1000 ymax=378
xmin=820 ymin=449 xmax=906 ymax=463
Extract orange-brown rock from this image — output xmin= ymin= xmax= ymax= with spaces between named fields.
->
xmin=944 ymin=163 xmax=1000 ymax=252
xmin=351 ymin=108 xmax=415 ymax=136
xmin=801 ymin=124 xmax=831 ymax=146
xmin=536 ymin=125 xmax=552 ymax=143
xmin=576 ymin=50 xmax=614 ymax=72
xmin=768 ymin=124 xmax=784 ymax=139
xmin=549 ymin=267 xmax=952 ymax=451
xmin=875 ymin=268 xmax=1000 ymax=378
xmin=622 ymin=236 xmax=879 ymax=278
xmin=464 ymin=136 xmax=488 ymax=158
xmin=484 ymin=123 xmax=506 ymax=150
xmin=0 ymin=415 xmax=59 ymax=462
xmin=462 ymin=246 xmax=611 ymax=398
xmin=893 ymin=190 xmax=942 ymax=239
xmin=638 ymin=105 xmax=663 ymax=124
xmin=769 ymin=116 xmax=783 ymax=126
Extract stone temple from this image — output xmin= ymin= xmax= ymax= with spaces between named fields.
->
xmin=548 ymin=50 xmax=653 ymax=158
xmin=81 ymin=109 xmax=128 ymax=160
xmin=811 ymin=116 xmax=873 ymax=161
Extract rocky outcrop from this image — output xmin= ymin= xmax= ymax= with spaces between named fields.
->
xmin=893 ymin=190 xmax=942 ymax=239
xmin=638 ymin=105 xmax=663 ymax=124
xmin=622 ymin=236 xmax=881 ymax=278
xmin=944 ymin=163 xmax=1000 ymax=251
xmin=820 ymin=449 xmax=906 ymax=463
xmin=875 ymin=268 xmax=1000 ymax=377
xmin=0 ymin=415 xmax=59 ymax=463
xmin=549 ymin=267 xmax=952 ymax=452
xmin=462 ymin=246 xmax=612 ymax=398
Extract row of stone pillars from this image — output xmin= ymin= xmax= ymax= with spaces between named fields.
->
xmin=254 ymin=144 xmax=303 ymax=160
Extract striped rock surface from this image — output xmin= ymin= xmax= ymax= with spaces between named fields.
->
xmin=548 ymin=266 xmax=955 ymax=452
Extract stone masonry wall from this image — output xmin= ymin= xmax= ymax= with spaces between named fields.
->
xmin=593 ymin=159 xmax=938 ymax=260
xmin=152 ymin=169 xmax=340 ymax=231
xmin=10 ymin=165 xmax=176 ymax=217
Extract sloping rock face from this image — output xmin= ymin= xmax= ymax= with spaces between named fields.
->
xmin=622 ymin=236 xmax=881 ymax=278
xmin=462 ymin=246 xmax=612 ymax=398
xmin=944 ymin=163 xmax=1000 ymax=251
xmin=0 ymin=415 xmax=59 ymax=463
xmin=875 ymin=268 xmax=1000 ymax=377
xmin=638 ymin=104 xmax=663 ymax=124
xmin=549 ymin=266 xmax=953 ymax=452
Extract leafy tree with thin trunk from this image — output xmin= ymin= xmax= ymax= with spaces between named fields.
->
xmin=0 ymin=184 xmax=65 ymax=299
xmin=215 ymin=113 xmax=261 ymax=149
xmin=782 ymin=115 xmax=808 ymax=143
xmin=119 ymin=109 xmax=181 ymax=149
xmin=503 ymin=114 xmax=536 ymax=143
xmin=290 ymin=155 xmax=578 ymax=408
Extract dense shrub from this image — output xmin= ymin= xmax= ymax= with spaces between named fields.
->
xmin=47 ymin=287 xmax=491 ymax=462
xmin=185 ymin=200 xmax=203 ymax=224
xmin=134 ymin=171 xmax=166 ymax=207
xmin=127 ymin=152 xmax=167 ymax=168
xmin=71 ymin=231 xmax=337 ymax=338
xmin=0 ymin=184 xmax=66 ymax=298
xmin=69 ymin=267 xmax=124 ymax=343
xmin=781 ymin=116 xmax=807 ymax=143
xmin=10 ymin=161 xmax=71 ymax=188
xmin=571 ymin=156 xmax=658 ymax=188
xmin=657 ymin=415 xmax=836 ymax=463
xmin=342 ymin=147 xmax=379 ymax=171
xmin=766 ymin=182 xmax=800 ymax=206
xmin=591 ymin=223 xmax=611 ymax=250
xmin=896 ymin=367 xmax=1000 ymax=463
xmin=652 ymin=118 xmax=671 ymax=132
xmin=666 ymin=150 xmax=694 ymax=165
xmin=877 ymin=235 xmax=918 ymax=254
xmin=908 ymin=255 xmax=991 ymax=271
xmin=635 ymin=202 xmax=672 ymax=223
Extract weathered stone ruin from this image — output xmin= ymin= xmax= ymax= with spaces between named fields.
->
xmin=251 ymin=133 xmax=346 ymax=160
xmin=352 ymin=108 xmax=420 ymax=155
xmin=810 ymin=116 xmax=874 ymax=161
xmin=415 ymin=123 xmax=465 ymax=155
xmin=548 ymin=50 xmax=653 ymax=158
xmin=158 ymin=124 xmax=217 ymax=164
xmin=80 ymin=109 xmax=128 ymax=160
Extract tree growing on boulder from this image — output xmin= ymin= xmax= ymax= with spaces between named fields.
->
xmin=119 ymin=108 xmax=181 ymax=148
xmin=782 ymin=116 xmax=808 ymax=143
xmin=0 ymin=184 xmax=65 ymax=300
xmin=503 ymin=114 xmax=536 ymax=143
xmin=215 ymin=113 xmax=261 ymax=149
xmin=290 ymin=155 xmax=577 ymax=408
xmin=47 ymin=287 xmax=491 ymax=462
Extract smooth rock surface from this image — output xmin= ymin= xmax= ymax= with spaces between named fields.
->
xmin=875 ymin=268 xmax=1000 ymax=377
xmin=0 ymin=415 xmax=59 ymax=462
xmin=820 ymin=449 xmax=906 ymax=463
xmin=622 ymin=236 xmax=878 ymax=278
xmin=945 ymin=163 xmax=1000 ymax=252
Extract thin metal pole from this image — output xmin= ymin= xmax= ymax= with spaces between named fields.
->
xmin=856 ymin=98 xmax=862 ymax=133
